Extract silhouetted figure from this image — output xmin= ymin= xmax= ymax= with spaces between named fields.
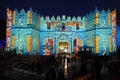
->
xmin=94 ymin=58 xmax=102 ymax=80
xmin=67 ymin=54 xmax=70 ymax=64
xmin=50 ymin=67 xmax=56 ymax=80
xmin=37 ymin=61 xmax=42 ymax=74
xmin=45 ymin=67 xmax=56 ymax=80
xmin=12 ymin=48 xmax=17 ymax=57
xmin=79 ymin=60 xmax=88 ymax=76
xmin=56 ymin=57 xmax=59 ymax=67
xmin=89 ymin=49 xmax=92 ymax=55
xmin=31 ymin=63 xmax=35 ymax=73
xmin=45 ymin=69 xmax=50 ymax=80
xmin=58 ymin=69 xmax=64 ymax=80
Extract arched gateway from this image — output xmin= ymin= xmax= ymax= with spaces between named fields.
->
xmin=57 ymin=34 xmax=70 ymax=53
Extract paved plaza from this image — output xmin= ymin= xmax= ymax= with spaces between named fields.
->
xmin=0 ymin=53 xmax=120 ymax=80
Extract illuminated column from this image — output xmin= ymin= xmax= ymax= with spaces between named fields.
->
xmin=108 ymin=12 xmax=111 ymax=26
xmin=108 ymin=36 xmax=112 ymax=52
xmin=86 ymin=38 xmax=88 ymax=46
xmin=38 ymin=16 xmax=40 ymax=27
xmin=94 ymin=36 xmax=99 ymax=53
xmin=12 ymin=35 xmax=15 ymax=48
xmin=26 ymin=35 xmax=32 ymax=54
xmin=27 ymin=11 xmax=32 ymax=25
xmin=95 ymin=12 xmax=98 ymax=26
xmin=13 ymin=11 xmax=16 ymax=25
xmin=27 ymin=11 xmax=29 ymax=24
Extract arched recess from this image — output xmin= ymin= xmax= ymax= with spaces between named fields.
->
xmin=43 ymin=38 xmax=53 ymax=55
xmin=73 ymin=38 xmax=82 ymax=53
xmin=57 ymin=34 xmax=70 ymax=53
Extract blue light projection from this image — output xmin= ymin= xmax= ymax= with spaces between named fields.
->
xmin=0 ymin=39 xmax=6 ymax=46
xmin=6 ymin=8 xmax=117 ymax=56
xmin=0 ymin=43 xmax=2 ymax=47
xmin=117 ymin=25 xmax=120 ymax=49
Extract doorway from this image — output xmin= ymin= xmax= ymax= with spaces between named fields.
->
xmin=59 ymin=42 xmax=68 ymax=53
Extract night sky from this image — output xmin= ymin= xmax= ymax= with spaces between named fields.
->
xmin=0 ymin=0 xmax=120 ymax=40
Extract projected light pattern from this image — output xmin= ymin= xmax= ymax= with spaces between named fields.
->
xmin=0 ymin=39 xmax=6 ymax=46
xmin=117 ymin=25 xmax=120 ymax=49
xmin=6 ymin=8 xmax=117 ymax=55
xmin=6 ymin=8 xmax=12 ymax=51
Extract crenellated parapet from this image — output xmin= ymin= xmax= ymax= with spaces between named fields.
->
xmin=85 ymin=8 xmax=114 ymax=31
xmin=40 ymin=15 xmax=86 ymax=31
xmin=11 ymin=8 xmax=40 ymax=30
xmin=40 ymin=8 xmax=116 ymax=32
xmin=7 ymin=8 xmax=116 ymax=32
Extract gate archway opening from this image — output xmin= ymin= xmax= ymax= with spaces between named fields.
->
xmin=59 ymin=42 xmax=68 ymax=53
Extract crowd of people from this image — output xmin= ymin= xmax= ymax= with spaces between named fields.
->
xmin=0 ymin=48 xmax=105 ymax=80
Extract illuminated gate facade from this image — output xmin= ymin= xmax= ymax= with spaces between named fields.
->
xmin=40 ymin=32 xmax=85 ymax=55
xmin=7 ymin=8 xmax=117 ymax=56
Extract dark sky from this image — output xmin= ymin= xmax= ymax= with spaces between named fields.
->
xmin=0 ymin=0 xmax=120 ymax=18
xmin=0 ymin=0 xmax=120 ymax=39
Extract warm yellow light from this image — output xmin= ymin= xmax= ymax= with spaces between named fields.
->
xmin=94 ymin=36 xmax=99 ymax=53
xmin=108 ymin=13 xmax=111 ymax=26
xmin=12 ymin=36 xmax=15 ymax=47
xmin=38 ymin=16 xmax=40 ymax=27
xmin=66 ymin=22 xmax=70 ymax=26
xmin=95 ymin=13 xmax=98 ymax=25
xmin=27 ymin=11 xmax=32 ymax=24
xmin=13 ymin=11 xmax=16 ymax=25
xmin=64 ymin=58 xmax=68 ymax=69
xmin=108 ymin=36 xmax=112 ymax=52
xmin=26 ymin=36 xmax=32 ymax=52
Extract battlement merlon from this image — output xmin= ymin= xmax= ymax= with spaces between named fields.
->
xmin=7 ymin=8 xmax=117 ymax=31
xmin=8 ymin=8 xmax=40 ymax=28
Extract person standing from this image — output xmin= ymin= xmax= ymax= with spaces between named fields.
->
xmin=94 ymin=58 xmax=102 ymax=80
xmin=58 ymin=69 xmax=64 ymax=80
